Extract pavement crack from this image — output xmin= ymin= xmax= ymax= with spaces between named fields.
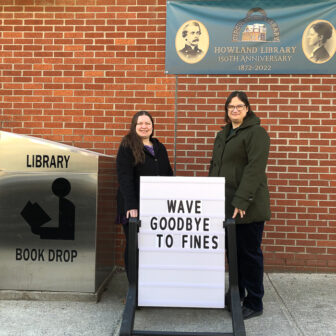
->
xmin=266 ymin=273 xmax=305 ymax=336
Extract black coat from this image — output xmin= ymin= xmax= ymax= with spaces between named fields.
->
xmin=209 ymin=112 xmax=271 ymax=224
xmin=311 ymin=45 xmax=330 ymax=63
xmin=116 ymin=138 xmax=173 ymax=216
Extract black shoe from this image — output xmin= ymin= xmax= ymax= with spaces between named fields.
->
xmin=242 ymin=306 xmax=263 ymax=320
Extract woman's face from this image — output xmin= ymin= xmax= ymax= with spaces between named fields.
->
xmin=227 ymin=96 xmax=248 ymax=128
xmin=136 ymin=115 xmax=153 ymax=140
xmin=307 ymin=27 xmax=322 ymax=48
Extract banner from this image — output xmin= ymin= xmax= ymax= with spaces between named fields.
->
xmin=138 ymin=176 xmax=225 ymax=308
xmin=165 ymin=0 xmax=336 ymax=74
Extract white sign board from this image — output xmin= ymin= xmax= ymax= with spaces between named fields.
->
xmin=138 ymin=176 xmax=225 ymax=308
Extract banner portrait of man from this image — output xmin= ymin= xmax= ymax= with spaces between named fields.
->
xmin=175 ymin=20 xmax=209 ymax=64
xmin=302 ymin=20 xmax=336 ymax=64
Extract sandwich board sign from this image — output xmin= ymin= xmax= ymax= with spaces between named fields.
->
xmin=138 ymin=176 xmax=225 ymax=308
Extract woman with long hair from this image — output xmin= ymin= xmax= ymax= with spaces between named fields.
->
xmin=116 ymin=111 xmax=173 ymax=279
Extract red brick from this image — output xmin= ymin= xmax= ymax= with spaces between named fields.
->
xmin=1 ymin=3 xmax=335 ymax=272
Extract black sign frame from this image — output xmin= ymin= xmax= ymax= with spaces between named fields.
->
xmin=118 ymin=218 xmax=246 ymax=336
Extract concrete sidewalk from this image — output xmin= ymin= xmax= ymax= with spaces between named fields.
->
xmin=1 ymin=271 xmax=335 ymax=336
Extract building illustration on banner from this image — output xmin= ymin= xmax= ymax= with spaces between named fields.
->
xmin=242 ymin=24 xmax=266 ymax=42
xmin=233 ymin=7 xmax=280 ymax=42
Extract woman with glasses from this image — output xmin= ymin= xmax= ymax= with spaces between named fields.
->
xmin=209 ymin=91 xmax=270 ymax=319
xmin=116 ymin=111 xmax=173 ymax=281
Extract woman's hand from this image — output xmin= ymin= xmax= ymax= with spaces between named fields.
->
xmin=232 ymin=207 xmax=245 ymax=219
xmin=126 ymin=209 xmax=138 ymax=218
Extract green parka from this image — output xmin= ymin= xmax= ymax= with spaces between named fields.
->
xmin=209 ymin=112 xmax=271 ymax=224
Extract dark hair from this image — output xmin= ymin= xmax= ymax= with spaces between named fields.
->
xmin=182 ymin=21 xmax=201 ymax=38
xmin=224 ymin=91 xmax=252 ymax=124
xmin=312 ymin=22 xmax=333 ymax=44
xmin=121 ymin=111 xmax=154 ymax=165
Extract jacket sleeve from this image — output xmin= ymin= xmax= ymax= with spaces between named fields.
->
xmin=232 ymin=126 xmax=270 ymax=211
xmin=116 ymin=144 xmax=138 ymax=211
xmin=208 ymin=133 xmax=220 ymax=176
xmin=162 ymin=144 xmax=174 ymax=176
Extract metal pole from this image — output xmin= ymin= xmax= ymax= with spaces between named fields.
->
xmin=119 ymin=218 xmax=141 ymax=336
xmin=225 ymin=219 xmax=246 ymax=336
xmin=174 ymin=74 xmax=178 ymax=175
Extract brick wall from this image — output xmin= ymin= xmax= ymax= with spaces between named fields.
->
xmin=1 ymin=1 xmax=335 ymax=272
xmin=176 ymin=76 xmax=336 ymax=272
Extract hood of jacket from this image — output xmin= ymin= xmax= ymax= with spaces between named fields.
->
xmin=209 ymin=111 xmax=271 ymax=224
xmin=222 ymin=111 xmax=260 ymax=133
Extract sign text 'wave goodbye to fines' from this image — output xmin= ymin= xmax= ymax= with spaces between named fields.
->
xmin=150 ymin=200 xmax=218 ymax=249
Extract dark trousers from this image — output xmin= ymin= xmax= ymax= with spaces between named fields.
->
xmin=122 ymin=220 xmax=139 ymax=283
xmin=226 ymin=221 xmax=264 ymax=311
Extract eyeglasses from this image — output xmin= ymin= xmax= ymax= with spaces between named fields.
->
xmin=136 ymin=122 xmax=152 ymax=127
xmin=228 ymin=104 xmax=246 ymax=112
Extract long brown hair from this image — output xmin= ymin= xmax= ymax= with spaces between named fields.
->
xmin=121 ymin=111 xmax=154 ymax=165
